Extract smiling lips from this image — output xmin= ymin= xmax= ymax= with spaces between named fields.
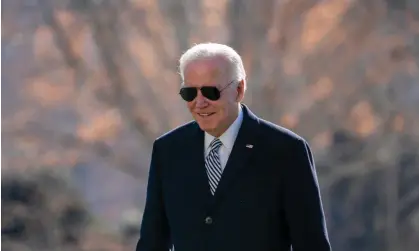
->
xmin=197 ymin=112 xmax=215 ymax=117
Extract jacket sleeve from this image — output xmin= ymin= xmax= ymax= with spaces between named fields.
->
xmin=282 ymin=138 xmax=332 ymax=251
xmin=136 ymin=140 xmax=171 ymax=251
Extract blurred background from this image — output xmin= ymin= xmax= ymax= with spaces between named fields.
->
xmin=2 ymin=0 xmax=419 ymax=250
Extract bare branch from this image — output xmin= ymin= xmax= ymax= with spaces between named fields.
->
xmin=36 ymin=0 xmax=87 ymax=89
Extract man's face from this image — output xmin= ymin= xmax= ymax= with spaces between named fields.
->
xmin=182 ymin=57 xmax=244 ymax=137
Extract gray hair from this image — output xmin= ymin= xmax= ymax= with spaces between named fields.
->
xmin=178 ymin=43 xmax=246 ymax=87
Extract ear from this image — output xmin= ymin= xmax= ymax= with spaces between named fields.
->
xmin=236 ymin=79 xmax=245 ymax=102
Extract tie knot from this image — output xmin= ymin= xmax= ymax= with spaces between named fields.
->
xmin=210 ymin=138 xmax=222 ymax=151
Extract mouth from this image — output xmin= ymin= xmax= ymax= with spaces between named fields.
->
xmin=197 ymin=112 xmax=216 ymax=118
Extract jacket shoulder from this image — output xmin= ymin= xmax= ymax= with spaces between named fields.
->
xmin=154 ymin=120 xmax=197 ymax=145
xmin=257 ymin=117 xmax=306 ymax=144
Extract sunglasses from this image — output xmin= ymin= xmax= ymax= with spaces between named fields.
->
xmin=179 ymin=81 xmax=235 ymax=102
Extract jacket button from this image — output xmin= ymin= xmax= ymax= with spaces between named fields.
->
xmin=204 ymin=216 xmax=213 ymax=225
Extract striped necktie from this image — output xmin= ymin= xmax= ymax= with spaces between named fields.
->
xmin=205 ymin=138 xmax=223 ymax=195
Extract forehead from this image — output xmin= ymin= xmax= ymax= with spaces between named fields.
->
xmin=183 ymin=57 xmax=229 ymax=86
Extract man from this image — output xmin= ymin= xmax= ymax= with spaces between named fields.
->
xmin=136 ymin=43 xmax=331 ymax=251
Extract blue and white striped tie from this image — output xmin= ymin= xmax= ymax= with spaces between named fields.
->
xmin=205 ymin=138 xmax=223 ymax=195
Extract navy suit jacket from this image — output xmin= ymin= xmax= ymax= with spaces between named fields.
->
xmin=136 ymin=104 xmax=331 ymax=251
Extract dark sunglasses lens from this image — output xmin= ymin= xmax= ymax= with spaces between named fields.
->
xmin=179 ymin=88 xmax=197 ymax=101
xmin=201 ymin=87 xmax=220 ymax=101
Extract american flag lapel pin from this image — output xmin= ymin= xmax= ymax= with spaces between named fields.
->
xmin=246 ymin=144 xmax=253 ymax=149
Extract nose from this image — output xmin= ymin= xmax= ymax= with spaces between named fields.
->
xmin=195 ymin=91 xmax=208 ymax=108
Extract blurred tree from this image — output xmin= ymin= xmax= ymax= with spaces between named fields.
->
xmin=1 ymin=169 xmax=90 ymax=250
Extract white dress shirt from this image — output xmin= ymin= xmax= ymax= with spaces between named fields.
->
xmin=204 ymin=106 xmax=243 ymax=171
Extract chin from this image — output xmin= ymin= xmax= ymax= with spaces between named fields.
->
xmin=197 ymin=122 xmax=214 ymax=132
xmin=196 ymin=121 xmax=217 ymax=133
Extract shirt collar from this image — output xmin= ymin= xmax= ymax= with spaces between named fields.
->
xmin=205 ymin=105 xmax=243 ymax=153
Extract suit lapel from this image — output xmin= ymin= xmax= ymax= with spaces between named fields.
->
xmin=211 ymin=104 xmax=261 ymax=203
xmin=187 ymin=123 xmax=213 ymax=201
